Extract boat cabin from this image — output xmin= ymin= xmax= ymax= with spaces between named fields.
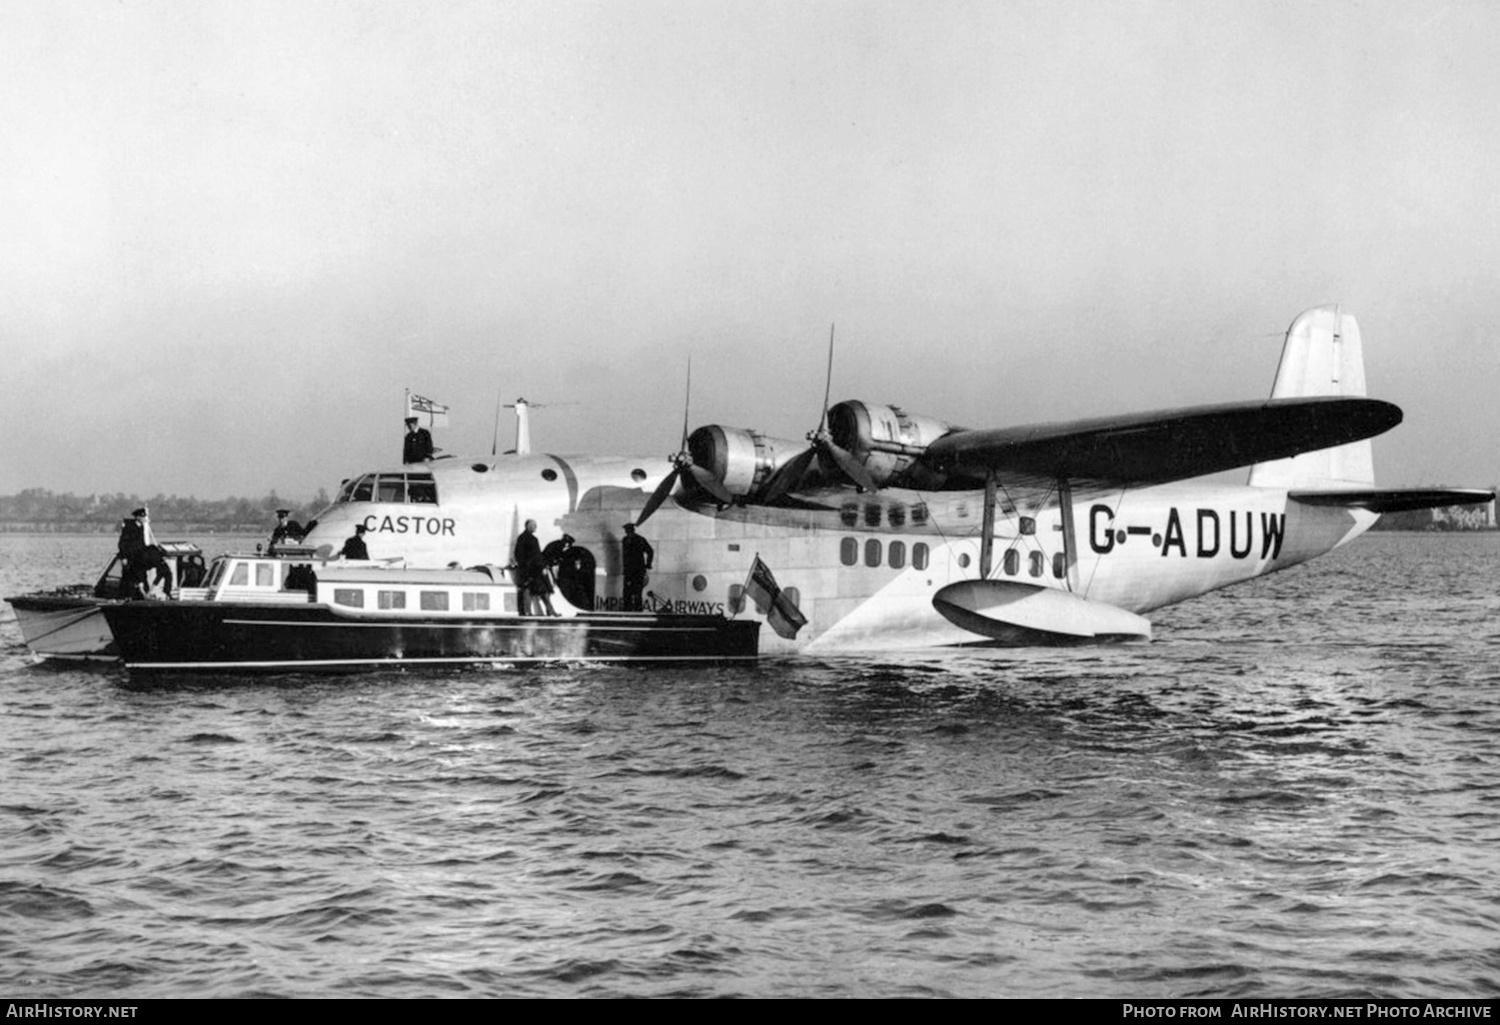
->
xmin=181 ymin=554 xmax=547 ymax=618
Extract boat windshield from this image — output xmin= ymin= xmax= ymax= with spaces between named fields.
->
xmin=336 ymin=472 xmax=438 ymax=505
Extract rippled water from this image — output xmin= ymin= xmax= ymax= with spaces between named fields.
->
xmin=2 ymin=532 xmax=1497 ymax=998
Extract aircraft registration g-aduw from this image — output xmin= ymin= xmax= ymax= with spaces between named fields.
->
xmin=298 ymin=307 xmax=1492 ymax=652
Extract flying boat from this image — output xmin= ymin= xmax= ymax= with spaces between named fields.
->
xmin=297 ymin=307 xmax=1493 ymax=652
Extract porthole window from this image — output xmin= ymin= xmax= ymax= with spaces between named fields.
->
xmin=912 ymin=543 xmax=929 ymax=571
xmin=840 ymin=537 xmax=858 ymax=566
xmin=692 ymin=575 xmax=708 ymax=592
xmin=1029 ymin=551 xmax=1044 ymax=577
xmin=865 ymin=539 xmax=882 ymax=567
xmin=631 ymin=468 xmax=647 ymax=483
xmin=1004 ymin=549 xmax=1020 ymax=576
xmin=958 ymin=553 xmax=971 ymax=569
xmin=541 ymin=468 xmax=558 ymax=481
xmin=889 ymin=540 xmax=906 ymax=569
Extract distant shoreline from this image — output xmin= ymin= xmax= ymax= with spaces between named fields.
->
xmin=0 ymin=523 xmax=268 ymax=534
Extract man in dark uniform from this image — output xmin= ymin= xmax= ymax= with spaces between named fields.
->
xmin=117 ymin=508 xmax=149 ymax=598
xmin=403 ymin=417 xmax=434 ymax=463
xmin=512 ymin=519 xmax=556 ymax=615
xmin=550 ymin=535 xmax=597 ymax=610
xmin=621 ymin=522 xmax=654 ymax=612
xmin=269 ymin=509 xmax=305 ymax=550
xmin=340 ymin=523 xmax=369 ymax=560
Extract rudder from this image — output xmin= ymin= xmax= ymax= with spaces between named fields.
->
xmin=1248 ymin=306 xmax=1375 ymax=489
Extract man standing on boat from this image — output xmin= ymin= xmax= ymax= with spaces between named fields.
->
xmin=513 ymin=519 xmax=557 ymax=616
xmin=621 ymin=522 xmax=654 ymax=612
xmin=269 ymin=509 xmax=305 ymax=550
xmin=403 ymin=417 xmax=434 ymax=463
xmin=340 ymin=523 xmax=369 ymax=560
xmin=117 ymin=508 xmax=150 ymax=598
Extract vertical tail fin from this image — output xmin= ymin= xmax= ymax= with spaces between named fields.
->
xmin=1248 ymin=305 xmax=1376 ymax=489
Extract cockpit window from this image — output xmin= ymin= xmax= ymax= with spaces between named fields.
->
xmin=337 ymin=473 xmax=438 ymax=505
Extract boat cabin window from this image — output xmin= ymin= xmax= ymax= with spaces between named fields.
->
xmin=230 ymin=563 xmax=249 ymax=586
xmin=378 ymin=590 xmax=406 ymax=610
xmin=337 ymin=473 xmax=438 ymax=505
xmin=420 ymin=591 xmax=449 ymax=611
xmin=334 ymin=588 xmax=364 ymax=608
xmin=462 ymin=592 xmax=490 ymax=611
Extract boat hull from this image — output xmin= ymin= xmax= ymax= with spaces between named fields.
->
xmin=7 ymin=594 xmax=118 ymax=661
xmin=100 ymin=601 xmax=760 ymax=671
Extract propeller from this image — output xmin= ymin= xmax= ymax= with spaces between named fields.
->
xmin=637 ymin=357 xmax=733 ymax=525
xmin=761 ymin=325 xmax=877 ymax=501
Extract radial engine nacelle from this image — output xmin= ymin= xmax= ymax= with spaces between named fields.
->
xmin=825 ymin=400 xmax=959 ymax=489
xmin=686 ymin=426 xmax=813 ymax=499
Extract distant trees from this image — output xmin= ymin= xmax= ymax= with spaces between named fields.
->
xmin=0 ymin=489 xmax=328 ymax=532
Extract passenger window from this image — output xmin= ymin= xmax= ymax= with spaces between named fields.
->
xmin=1053 ymin=553 xmax=1067 ymax=579
xmin=1029 ymin=551 xmax=1044 ymax=577
xmin=864 ymin=539 xmax=882 ymax=567
xmin=229 ymin=563 xmax=249 ymax=586
xmin=408 ymin=478 xmax=437 ymax=504
xmin=728 ymin=583 xmax=745 ymax=614
xmin=888 ymin=541 xmax=905 ymax=569
xmin=840 ymin=538 xmax=858 ymax=566
xmin=255 ymin=563 xmax=275 ymax=587
xmin=462 ymin=592 xmax=490 ymax=611
xmin=334 ymin=589 xmax=364 ymax=608
xmin=912 ymin=543 xmax=928 ymax=571
xmin=378 ymin=590 xmax=406 ymax=609
xmin=420 ymin=591 xmax=449 ymax=611
xmin=863 ymin=504 xmax=881 ymax=527
xmin=1004 ymin=549 xmax=1020 ymax=576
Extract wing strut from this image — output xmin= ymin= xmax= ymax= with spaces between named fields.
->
xmin=980 ymin=471 xmax=997 ymax=579
xmin=1057 ymin=478 xmax=1078 ymax=593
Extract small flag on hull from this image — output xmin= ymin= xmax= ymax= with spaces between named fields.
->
xmin=744 ymin=555 xmax=808 ymax=640
xmin=406 ymin=391 xmax=450 ymax=428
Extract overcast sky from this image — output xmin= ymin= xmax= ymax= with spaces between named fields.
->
xmin=3 ymin=0 xmax=1496 ymax=500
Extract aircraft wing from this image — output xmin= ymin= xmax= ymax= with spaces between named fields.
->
xmin=922 ymin=396 xmax=1403 ymax=490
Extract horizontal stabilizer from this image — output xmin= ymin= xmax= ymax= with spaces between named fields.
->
xmin=924 ymin=396 xmax=1401 ymax=492
xmin=1290 ymin=487 xmax=1496 ymax=513
xmin=932 ymin=580 xmax=1151 ymax=644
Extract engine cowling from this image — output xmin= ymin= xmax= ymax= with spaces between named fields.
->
xmin=687 ymin=426 xmax=813 ymax=499
xmin=825 ymin=400 xmax=958 ymax=489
